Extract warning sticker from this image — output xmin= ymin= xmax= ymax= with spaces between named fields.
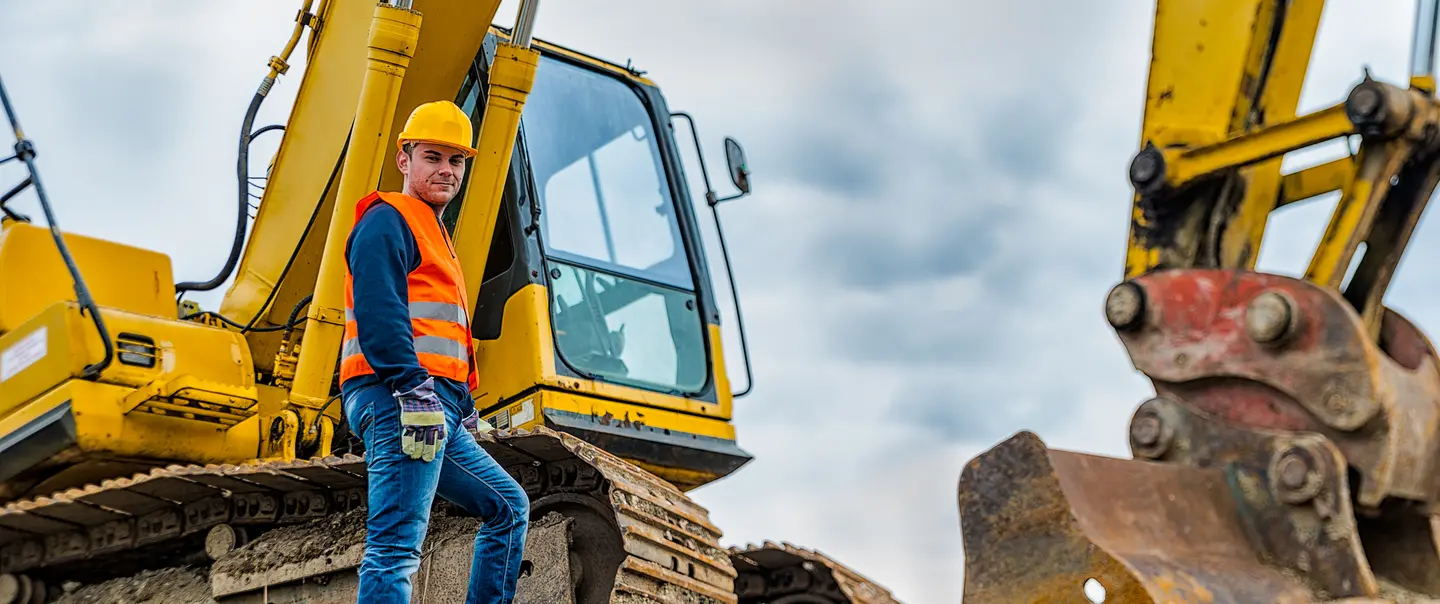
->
xmin=1 ymin=327 xmax=47 ymax=382
xmin=512 ymin=399 xmax=535 ymax=426
xmin=490 ymin=409 xmax=511 ymax=430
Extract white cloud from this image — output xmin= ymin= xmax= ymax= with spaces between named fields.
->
xmin=4 ymin=1 xmax=1439 ymax=603
xmin=0 ymin=3 xmax=306 ymax=310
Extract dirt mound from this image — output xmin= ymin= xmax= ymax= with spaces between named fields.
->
xmin=213 ymin=506 xmax=370 ymax=577
xmin=1379 ymin=578 xmax=1440 ymax=604
xmin=213 ymin=504 xmax=485 ymax=578
xmin=51 ymin=566 xmax=214 ymax=604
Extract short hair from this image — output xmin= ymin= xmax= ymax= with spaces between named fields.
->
xmin=402 ymin=142 xmax=416 ymax=156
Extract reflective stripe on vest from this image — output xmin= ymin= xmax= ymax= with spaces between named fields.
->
xmin=342 ymin=302 xmax=469 ymax=328
xmin=338 ymin=191 xmax=478 ymax=391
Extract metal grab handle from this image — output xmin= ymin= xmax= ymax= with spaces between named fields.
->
xmin=0 ymin=73 xmax=114 ymax=379
xmin=670 ymin=111 xmax=754 ymax=398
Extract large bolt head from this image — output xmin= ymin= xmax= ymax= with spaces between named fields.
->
xmin=1278 ymin=454 xmax=1309 ymax=490
xmin=1106 ymin=282 xmax=1145 ymax=331
xmin=1129 ymin=146 xmax=1167 ymax=193
xmin=1350 ymin=86 xmax=1382 ymax=120
xmin=1271 ymin=445 xmax=1325 ymax=504
xmin=1131 ymin=415 xmax=1162 ymax=447
xmin=1129 ymin=403 xmax=1174 ymax=459
xmin=1324 ymin=391 xmax=1349 ymax=415
xmin=1246 ymin=291 xmax=1296 ymax=344
xmin=1130 ymin=152 xmax=1159 ymax=184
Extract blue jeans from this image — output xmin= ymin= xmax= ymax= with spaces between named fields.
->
xmin=342 ymin=376 xmax=530 ymax=604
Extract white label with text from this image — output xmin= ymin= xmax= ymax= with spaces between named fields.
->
xmin=1 ymin=327 xmax=47 ymax=382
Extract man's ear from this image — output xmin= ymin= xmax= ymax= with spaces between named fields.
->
xmin=396 ymin=148 xmax=409 ymax=175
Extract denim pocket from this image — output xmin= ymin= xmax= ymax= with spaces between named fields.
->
xmin=343 ymin=391 xmax=375 ymax=444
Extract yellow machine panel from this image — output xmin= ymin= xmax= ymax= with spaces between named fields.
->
xmin=0 ymin=220 xmax=175 ymax=333
xmin=0 ymin=381 xmax=262 ymax=486
xmin=0 ymin=302 xmax=258 ymax=418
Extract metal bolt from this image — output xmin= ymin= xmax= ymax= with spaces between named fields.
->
xmin=1350 ymin=87 xmax=1381 ymax=119
xmin=1128 ymin=145 xmax=1167 ymax=192
xmin=1325 ymin=391 xmax=1348 ymax=415
xmin=1129 ymin=404 xmax=1173 ymax=459
xmin=1130 ymin=152 xmax=1159 ymax=184
xmin=1105 ymin=282 xmax=1145 ymax=331
xmin=1272 ymin=445 xmax=1324 ymax=504
xmin=1132 ymin=415 xmax=1162 ymax=447
xmin=1278 ymin=454 xmax=1309 ymax=490
xmin=1246 ymin=291 xmax=1295 ymax=344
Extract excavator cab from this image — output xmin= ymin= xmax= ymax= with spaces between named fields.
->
xmin=416 ymin=29 xmax=760 ymax=492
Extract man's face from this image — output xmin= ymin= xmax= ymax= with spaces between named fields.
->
xmin=397 ymin=142 xmax=468 ymax=206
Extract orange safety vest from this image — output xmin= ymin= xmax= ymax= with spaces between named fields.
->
xmin=339 ymin=191 xmax=479 ymax=392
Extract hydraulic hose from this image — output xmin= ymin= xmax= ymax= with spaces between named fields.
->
xmin=176 ymin=0 xmax=313 ymax=295
xmin=176 ymin=87 xmax=266 ymax=294
xmin=0 ymin=74 xmax=115 ymax=379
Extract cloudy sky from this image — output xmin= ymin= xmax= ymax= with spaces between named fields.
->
xmin=4 ymin=1 xmax=1440 ymax=602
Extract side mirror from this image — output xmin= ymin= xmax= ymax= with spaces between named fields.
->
xmin=724 ymin=137 xmax=750 ymax=195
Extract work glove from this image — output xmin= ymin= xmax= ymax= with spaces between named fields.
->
xmin=461 ymin=408 xmax=495 ymax=435
xmin=394 ymin=377 xmax=446 ymax=462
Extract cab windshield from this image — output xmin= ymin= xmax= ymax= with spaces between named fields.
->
xmin=523 ymin=54 xmax=708 ymax=395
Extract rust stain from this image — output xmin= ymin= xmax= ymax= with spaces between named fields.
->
xmin=959 ymin=431 xmax=1328 ymax=603
xmin=1113 ymin=268 xmax=1440 ymax=515
xmin=1151 ymin=570 xmax=1217 ymax=603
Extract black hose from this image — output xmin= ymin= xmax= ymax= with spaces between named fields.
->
xmin=0 ymin=74 xmax=114 ymax=379
xmin=283 ymin=293 xmax=313 ymax=340
xmin=180 ymin=292 xmax=313 ymax=335
xmin=182 ymin=309 xmax=298 ymax=333
xmin=239 ymin=127 xmax=350 ymax=333
xmin=251 ymin=124 xmax=285 ymax=139
xmin=176 ymin=84 xmax=268 ymax=294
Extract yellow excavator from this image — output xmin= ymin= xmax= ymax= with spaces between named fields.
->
xmin=959 ymin=0 xmax=1440 ymax=602
xmin=0 ymin=2 xmax=899 ymax=603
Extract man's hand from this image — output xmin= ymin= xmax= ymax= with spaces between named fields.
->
xmin=462 ymin=408 xmax=494 ymax=435
xmin=394 ymin=377 xmax=446 ymax=461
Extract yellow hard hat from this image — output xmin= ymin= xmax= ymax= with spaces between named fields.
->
xmin=397 ymin=100 xmax=477 ymax=157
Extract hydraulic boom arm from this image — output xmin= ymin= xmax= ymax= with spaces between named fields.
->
xmin=199 ymin=0 xmax=538 ymax=454
xmin=213 ymin=0 xmax=504 ymax=381
xmin=960 ymin=1 xmax=1440 ymax=601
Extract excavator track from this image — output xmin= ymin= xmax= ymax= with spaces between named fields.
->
xmin=0 ymin=453 xmax=370 ymax=584
xmin=475 ymin=425 xmax=739 ymax=604
xmin=0 ymin=426 xmax=738 ymax=604
xmin=729 ymin=542 xmax=901 ymax=604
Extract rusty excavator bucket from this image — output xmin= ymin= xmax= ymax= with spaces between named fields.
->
xmin=957 ymin=270 xmax=1440 ymax=604
xmin=954 ymin=1 xmax=1440 ymax=600
xmin=959 ymin=428 xmax=1412 ymax=604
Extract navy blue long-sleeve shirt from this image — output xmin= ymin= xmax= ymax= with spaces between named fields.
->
xmin=344 ymin=203 xmax=429 ymax=395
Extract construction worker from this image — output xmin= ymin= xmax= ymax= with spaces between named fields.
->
xmin=339 ymin=100 xmax=530 ymax=604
